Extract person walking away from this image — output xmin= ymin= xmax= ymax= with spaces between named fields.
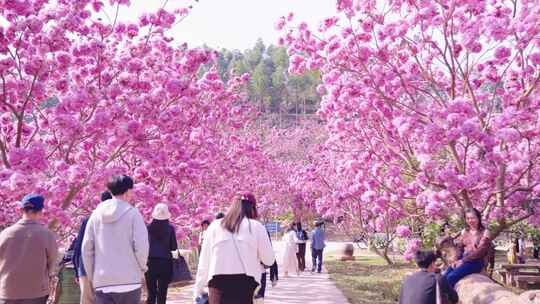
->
xmin=198 ymin=219 xmax=211 ymax=254
xmin=443 ymin=208 xmax=493 ymax=289
xmin=295 ymin=222 xmax=308 ymax=272
xmin=281 ymin=222 xmax=299 ymax=277
xmin=145 ymin=203 xmax=178 ymax=304
xmin=311 ymin=220 xmax=326 ymax=273
xmin=82 ymin=175 xmax=149 ymax=304
xmin=194 ymin=193 xmax=275 ymax=304
xmin=72 ymin=191 xmax=112 ymax=304
xmin=0 ymin=194 xmax=59 ymax=304
xmin=399 ymin=250 xmax=458 ymax=304
xmin=254 ymin=230 xmax=279 ymax=303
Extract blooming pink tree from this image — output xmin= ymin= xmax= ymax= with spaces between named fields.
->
xmin=280 ymin=0 xmax=540 ymax=245
xmin=290 ymin=146 xmax=413 ymax=264
xmin=263 ymin=120 xmax=326 ymax=216
xmin=0 ymin=1 xmax=285 ymax=243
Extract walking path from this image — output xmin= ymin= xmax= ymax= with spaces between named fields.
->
xmin=168 ymin=241 xmax=351 ymax=303
xmin=168 ymin=270 xmax=350 ymax=304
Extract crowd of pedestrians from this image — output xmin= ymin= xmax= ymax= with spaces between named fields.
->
xmin=0 ymin=173 xmax=331 ymax=304
xmin=0 ymin=175 xmax=175 ymax=304
xmin=0 ymin=173 xmax=494 ymax=304
xmin=0 ymin=176 xmax=317 ymax=304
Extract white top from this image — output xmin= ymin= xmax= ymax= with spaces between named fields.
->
xmin=193 ymin=218 xmax=275 ymax=299
xmin=283 ymin=230 xmax=299 ymax=246
xmin=199 ymin=230 xmax=207 ymax=246
xmin=96 ymin=284 xmax=141 ymax=293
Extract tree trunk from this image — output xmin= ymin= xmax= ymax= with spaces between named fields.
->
xmin=369 ymin=241 xmax=394 ymax=265
xmin=379 ymin=250 xmax=393 ymax=265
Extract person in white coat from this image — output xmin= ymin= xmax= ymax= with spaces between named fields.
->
xmin=194 ymin=193 xmax=275 ymax=304
xmin=281 ymin=222 xmax=299 ymax=277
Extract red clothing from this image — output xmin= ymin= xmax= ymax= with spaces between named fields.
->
xmin=457 ymin=229 xmax=493 ymax=262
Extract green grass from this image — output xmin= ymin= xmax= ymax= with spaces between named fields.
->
xmin=326 ymin=250 xmax=535 ymax=304
xmin=326 ymin=255 xmax=416 ymax=304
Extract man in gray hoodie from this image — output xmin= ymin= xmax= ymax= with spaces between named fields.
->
xmin=82 ymin=175 xmax=149 ymax=304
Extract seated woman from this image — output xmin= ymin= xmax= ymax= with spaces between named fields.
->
xmin=444 ymin=208 xmax=493 ymax=289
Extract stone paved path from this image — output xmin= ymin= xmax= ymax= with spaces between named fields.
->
xmin=168 ymin=270 xmax=350 ymax=304
xmin=168 ymin=241 xmax=352 ymax=304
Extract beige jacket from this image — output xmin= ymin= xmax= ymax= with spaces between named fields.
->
xmin=0 ymin=219 xmax=58 ymax=300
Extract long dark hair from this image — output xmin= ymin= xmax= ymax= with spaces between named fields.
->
xmin=464 ymin=208 xmax=484 ymax=231
xmin=222 ymin=193 xmax=258 ymax=233
xmin=288 ymin=222 xmax=296 ymax=232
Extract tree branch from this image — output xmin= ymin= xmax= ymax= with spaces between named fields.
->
xmin=0 ymin=139 xmax=10 ymax=168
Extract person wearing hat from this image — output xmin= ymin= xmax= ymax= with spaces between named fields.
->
xmin=82 ymin=175 xmax=149 ymax=304
xmin=71 ymin=191 xmax=112 ymax=304
xmin=0 ymin=194 xmax=59 ymax=304
xmin=310 ymin=219 xmax=326 ymax=273
xmin=145 ymin=203 xmax=178 ymax=304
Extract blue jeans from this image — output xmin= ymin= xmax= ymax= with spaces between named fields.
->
xmin=444 ymin=259 xmax=484 ymax=289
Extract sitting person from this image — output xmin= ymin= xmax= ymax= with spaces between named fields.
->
xmin=443 ymin=208 xmax=493 ymax=288
xmin=399 ymin=250 xmax=458 ymax=304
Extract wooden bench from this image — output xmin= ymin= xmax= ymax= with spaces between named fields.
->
xmin=501 ymin=263 xmax=540 ymax=287
xmin=496 ymin=269 xmax=507 ymax=285
xmin=514 ymin=275 xmax=540 ymax=289
xmin=497 ymin=269 xmax=540 ymax=285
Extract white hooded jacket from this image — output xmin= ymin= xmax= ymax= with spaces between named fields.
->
xmin=82 ymin=198 xmax=149 ymax=289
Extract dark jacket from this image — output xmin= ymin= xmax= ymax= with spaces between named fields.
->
xmin=296 ymin=229 xmax=308 ymax=241
xmin=72 ymin=217 xmax=90 ymax=278
xmin=148 ymin=220 xmax=178 ymax=260
xmin=399 ymin=270 xmax=458 ymax=304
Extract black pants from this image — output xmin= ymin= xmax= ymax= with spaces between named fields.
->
xmin=208 ymin=274 xmax=258 ymax=304
xmin=296 ymin=243 xmax=306 ymax=271
xmin=312 ymin=248 xmax=323 ymax=272
xmin=255 ymin=273 xmax=267 ymax=298
xmin=145 ymin=258 xmax=172 ymax=304
xmin=95 ymin=288 xmax=141 ymax=304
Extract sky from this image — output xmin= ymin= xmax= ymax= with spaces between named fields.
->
xmin=113 ymin=0 xmax=336 ymax=51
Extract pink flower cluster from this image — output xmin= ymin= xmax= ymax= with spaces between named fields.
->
xmin=277 ymin=0 xmax=540 ymax=256
xmin=0 ymin=0 xmax=296 ymax=246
